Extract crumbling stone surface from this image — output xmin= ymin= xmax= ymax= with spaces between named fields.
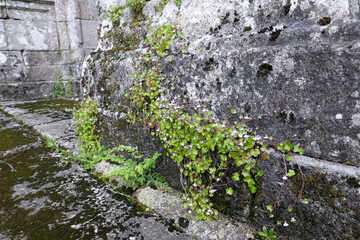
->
xmin=83 ymin=0 xmax=360 ymax=238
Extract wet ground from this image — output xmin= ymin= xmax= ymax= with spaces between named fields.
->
xmin=0 ymin=99 xmax=191 ymax=240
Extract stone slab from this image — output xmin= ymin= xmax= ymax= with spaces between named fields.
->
xmin=81 ymin=20 xmax=99 ymax=49
xmin=136 ymin=187 xmax=254 ymax=240
xmin=33 ymin=119 xmax=72 ymax=140
xmin=4 ymin=19 xmax=58 ymax=51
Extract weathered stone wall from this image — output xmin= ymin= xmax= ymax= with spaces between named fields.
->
xmin=83 ymin=0 xmax=360 ymax=239
xmin=0 ymin=0 xmax=99 ymax=100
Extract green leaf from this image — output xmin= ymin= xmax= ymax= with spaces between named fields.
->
xmin=231 ymin=109 xmax=237 ymax=114
xmin=287 ymin=169 xmax=296 ymax=177
xmin=226 ymin=187 xmax=233 ymax=195
xmin=285 ymin=154 xmax=293 ymax=161
xmin=249 ymin=185 xmax=257 ymax=193
xmin=266 ymin=205 xmax=273 ymax=212
xmin=294 ymin=144 xmax=305 ymax=154
xmin=288 ymin=207 xmax=293 ymax=212
xmin=269 ymin=214 xmax=274 ymax=218
xmin=232 ymin=172 xmax=240 ymax=181
xmin=291 ymin=217 xmax=296 ymax=223
xmin=302 ymin=198 xmax=309 ymax=204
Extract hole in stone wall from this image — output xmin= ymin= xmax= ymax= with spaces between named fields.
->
xmin=256 ymin=63 xmax=273 ymax=77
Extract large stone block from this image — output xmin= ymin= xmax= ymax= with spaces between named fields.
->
xmin=0 ymin=51 xmax=26 ymax=84
xmin=81 ymin=20 xmax=99 ymax=49
xmin=26 ymin=64 xmax=74 ymax=81
xmin=0 ymin=20 xmax=7 ymax=49
xmin=77 ymin=0 xmax=99 ymax=20
xmin=5 ymin=0 xmax=54 ymax=21
xmin=23 ymin=50 xmax=83 ymax=67
xmin=56 ymin=21 xmax=71 ymax=50
xmin=0 ymin=81 xmax=55 ymax=100
xmin=4 ymin=19 xmax=58 ymax=51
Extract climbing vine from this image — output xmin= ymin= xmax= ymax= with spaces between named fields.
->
xmin=124 ymin=17 xmax=306 ymax=223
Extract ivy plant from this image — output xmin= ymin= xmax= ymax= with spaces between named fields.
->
xmin=125 ymin=18 xmax=306 ymax=223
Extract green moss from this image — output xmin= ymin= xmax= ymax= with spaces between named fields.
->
xmin=0 ymin=127 xmax=38 ymax=151
xmin=12 ymin=99 xmax=76 ymax=114
xmin=291 ymin=172 xmax=344 ymax=207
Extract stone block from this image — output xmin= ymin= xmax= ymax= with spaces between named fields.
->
xmin=81 ymin=20 xmax=99 ymax=49
xmin=55 ymin=0 xmax=76 ymax=22
xmin=56 ymin=21 xmax=71 ymax=50
xmin=0 ymin=51 xmax=26 ymax=84
xmin=23 ymin=50 xmax=83 ymax=67
xmin=67 ymin=19 xmax=82 ymax=49
xmin=5 ymin=0 xmax=54 ymax=21
xmin=26 ymin=64 xmax=74 ymax=81
xmin=0 ymin=21 xmax=7 ymax=49
xmin=77 ymin=0 xmax=99 ymax=20
xmin=5 ymin=19 xmax=58 ymax=51
xmin=0 ymin=82 xmax=54 ymax=101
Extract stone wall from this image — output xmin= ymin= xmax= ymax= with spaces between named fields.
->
xmin=0 ymin=0 xmax=99 ymax=100
xmin=83 ymin=0 xmax=360 ymax=239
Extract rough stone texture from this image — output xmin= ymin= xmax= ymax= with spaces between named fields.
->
xmin=253 ymin=149 xmax=360 ymax=240
xmin=0 ymin=0 xmax=99 ymax=101
xmin=135 ymin=187 xmax=254 ymax=240
xmin=82 ymin=0 xmax=360 ymax=239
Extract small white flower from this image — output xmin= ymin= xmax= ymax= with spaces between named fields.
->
xmin=209 ymin=189 xmax=217 ymax=194
xmin=283 ymin=221 xmax=289 ymax=227
xmin=282 ymin=175 xmax=288 ymax=181
xmin=193 ymin=183 xmax=197 ymax=187
xmin=188 ymin=210 xmax=192 ymax=214
xmin=253 ymin=135 xmax=261 ymax=141
xmin=189 ymin=202 xmax=193 ymax=207
xmin=244 ymin=115 xmax=249 ymax=120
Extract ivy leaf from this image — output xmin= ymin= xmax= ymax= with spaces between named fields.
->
xmin=287 ymin=169 xmax=296 ymax=177
xmin=232 ymin=172 xmax=240 ymax=181
xmin=302 ymin=198 xmax=309 ymax=204
xmin=231 ymin=109 xmax=237 ymax=114
xmin=266 ymin=205 xmax=273 ymax=212
xmin=294 ymin=144 xmax=304 ymax=154
xmin=291 ymin=217 xmax=296 ymax=223
xmin=285 ymin=154 xmax=293 ymax=161
xmin=226 ymin=187 xmax=233 ymax=195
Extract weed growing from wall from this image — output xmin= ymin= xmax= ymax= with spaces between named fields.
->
xmin=49 ymin=73 xmax=74 ymax=98
xmin=105 ymin=5 xmax=125 ymax=24
xmin=65 ymin=98 xmax=167 ymax=189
